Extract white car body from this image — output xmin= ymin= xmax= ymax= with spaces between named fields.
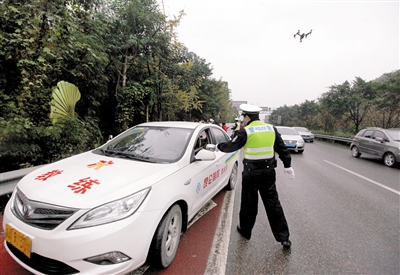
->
xmin=3 ymin=121 xmax=239 ymax=275
xmin=276 ymin=126 xmax=305 ymax=153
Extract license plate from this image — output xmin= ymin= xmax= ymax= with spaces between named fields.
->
xmin=5 ymin=224 xmax=32 ymax=258
xmin=285 ymin=143 xmax=295 ymax=148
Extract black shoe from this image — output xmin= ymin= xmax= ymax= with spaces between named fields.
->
xmin=281 ymin=240 xmax=291 ymax=249
xmin=237 ymin=225 xmax=251 ymax=240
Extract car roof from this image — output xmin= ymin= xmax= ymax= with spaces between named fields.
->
xmin=362 ymin=127 xmax=400 ymax=132
xmin=137 ymin=121 xmax=209 ymax=130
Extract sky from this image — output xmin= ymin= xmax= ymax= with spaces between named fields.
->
xmin=159 ymin=0 xmax=399 ymax=108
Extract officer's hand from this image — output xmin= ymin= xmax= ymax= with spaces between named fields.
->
xmin=284 ymin=167 xmax=295 ymax=179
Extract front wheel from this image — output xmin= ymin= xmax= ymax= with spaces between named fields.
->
xmin=351 ymin=146 xmax=361 ymax=158
xmin=150 ymin=204 xmax=182 ymax=268
xmin=225 ymin=162 xmax=238 ymax=190
xmin=383 ymin=152 xmax=396 ymax=167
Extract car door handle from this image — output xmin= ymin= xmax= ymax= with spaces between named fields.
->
xmin=184 ymin=180 xmax=191 ymax=186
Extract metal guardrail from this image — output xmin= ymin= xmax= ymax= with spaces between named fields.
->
xmin=0 ymin=134 xmax=352 ymax=197
xmin=314 ymin=134 xmax=353 ymax=145
xmin=0 ymin=165 xmax=46 ymax=196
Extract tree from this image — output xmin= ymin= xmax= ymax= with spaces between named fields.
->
xmin=319 ymin=78 xmax=374 ymax=133
xmin=368 ymin=71 xmax=400 ymax=128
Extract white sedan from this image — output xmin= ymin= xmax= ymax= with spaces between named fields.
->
xmin=3 ymin=121 xmax=239 ymax=275
xmin=275 ymin=126 xmax=305 ymax=153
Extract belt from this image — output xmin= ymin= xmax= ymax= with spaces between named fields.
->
xmin=243 ymin=158 xmax=276 ymax=169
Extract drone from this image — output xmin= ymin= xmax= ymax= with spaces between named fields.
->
xmin=294 ymin=29 xmax=312 ymax=42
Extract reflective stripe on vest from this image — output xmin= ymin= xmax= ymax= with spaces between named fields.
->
xmin=244 ymin=121 xmax=275 ymax=160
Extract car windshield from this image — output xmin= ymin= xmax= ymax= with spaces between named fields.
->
xmin=277 ymin=128 xmax=298 ymax=135
xmin=95 ymin=126 xmax=193 ymax=163
xmin=294 ymin=127 xmax=309 ymax=132
xmin=386 ymin=129 xmax=400 ymax=141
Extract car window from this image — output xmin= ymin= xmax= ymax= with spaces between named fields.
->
xmin=373 ymin=131 xmax=386 ymax=140
xmin=211 ymin=127 xmax=230 ymax=144
xmin=98 ymin=126 xmax=192 ymax=163
xmin=277 ymin=127 xmax=297 ymax=135
xmin=294 ymin=127 xmax=308 ymax=132
xmin=194 ymin=130 xmax=212 ymax=155
xmin=363 ymin=130 xmax=374 ymax=139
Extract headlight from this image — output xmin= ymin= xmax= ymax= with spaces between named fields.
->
xmin=68 ymin=187 xmax=150 ymax=230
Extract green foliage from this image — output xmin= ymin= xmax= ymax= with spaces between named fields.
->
xmin=0 ymin=116 xmax=102 ymax=172
xmin=50 ymin=81 xmax=81 ymax=124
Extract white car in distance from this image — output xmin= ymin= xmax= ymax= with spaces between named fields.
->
xmin=276 ymin=126 xmax=305 ymax=153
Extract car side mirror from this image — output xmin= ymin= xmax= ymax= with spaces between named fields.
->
xmin=375 ymin=137 xmax=383 ymax=143
xmin=195 ymin=149 xmax=216 ymax=161
xmin=205 ymin=144 xmax=217 ymax=152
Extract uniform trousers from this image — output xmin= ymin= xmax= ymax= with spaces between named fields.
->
xmin=239 ymin=160 xmax=290 ymax=242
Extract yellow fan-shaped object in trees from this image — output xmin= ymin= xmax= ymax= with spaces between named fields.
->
xmin=50 ymin=81 xmax=81 ymax=124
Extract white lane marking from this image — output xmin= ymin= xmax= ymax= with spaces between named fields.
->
xmin=204 ymin=189 xmax=235 ymax=275
xmin=324 ymin=160 xmax=400 ymax=196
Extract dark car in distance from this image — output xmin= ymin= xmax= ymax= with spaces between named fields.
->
xmin=350 ymin=127 xmax=400 ymax=167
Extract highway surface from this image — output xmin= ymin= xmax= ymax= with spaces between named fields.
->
xmin=1 ymin=140 xmax=399 ymax=275
xmin=224 ymin=140 xmax=399 ymax=275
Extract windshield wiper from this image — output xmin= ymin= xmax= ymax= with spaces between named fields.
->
xmin=123 ymin=154 xmax=155 ymax=163
xmin=97 ymin=148 xmax=156 ymax=163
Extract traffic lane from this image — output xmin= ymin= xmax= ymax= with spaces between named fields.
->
xmin=226 ymin=141 xmax=399 ymax=275
xmin=307 ymin=141 xmax=399 ymax=190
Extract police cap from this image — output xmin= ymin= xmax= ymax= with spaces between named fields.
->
xmin=240 ymin=104 xmax=262 ymax=116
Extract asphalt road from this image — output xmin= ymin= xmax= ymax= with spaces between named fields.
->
xmin=1 ymin=140 xmax=399 ymax=275
xmin=225 ymin=141 xmax=400 ymax=275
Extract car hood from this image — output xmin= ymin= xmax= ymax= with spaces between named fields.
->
xmin=296 ymin=131 xmax=312 ymax=135
xmin=280 ymin=134 xmax=302 ymax=140
xmin=16 ymin=151 xmax=180 ymax=209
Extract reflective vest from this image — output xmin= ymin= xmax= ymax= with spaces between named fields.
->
xmin=244 ymin=121 xmax=275 ymax=160
xmin=235 ymin=122 xmax=241 ymax=130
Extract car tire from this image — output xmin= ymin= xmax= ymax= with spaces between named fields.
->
xmin=351 ymin=146 xmax=361 ymax=158
xmin=383 ymin=152 xmax=396 ymax=167
xmin=225 ymin=162 xmax=238 ymax=190
xmin=150 ymin=204 xmax=182 ymax=268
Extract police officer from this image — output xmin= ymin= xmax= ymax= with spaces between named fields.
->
xmin=217 ymin=104 xmax=295 ymax=249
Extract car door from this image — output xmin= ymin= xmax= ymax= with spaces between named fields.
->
xmin=359 ymin=130 xmax=375 ymax=154
xmin=370 ymin=130 xmax=387 ymax=157
xmin=209 ymin=127 xmax=235 ymax=190
xmin=184 ymin=128 xmax=224 ymax=217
